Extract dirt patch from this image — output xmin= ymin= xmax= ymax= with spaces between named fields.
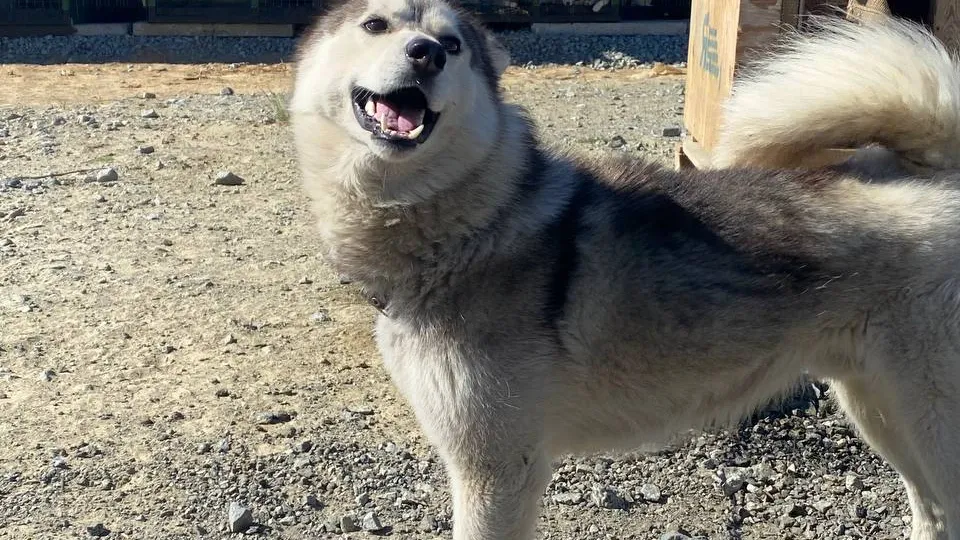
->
xmin=2 ymin=62 xmax=684 ymax=107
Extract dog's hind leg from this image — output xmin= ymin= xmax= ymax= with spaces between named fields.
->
xmin=830 ymin=376 xmax=944 ymax=540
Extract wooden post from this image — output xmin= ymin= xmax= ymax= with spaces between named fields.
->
xmin=934 ymin=0 xmax=960 ymax=53
xmin=846 ymin=0 xmax=891 ymax=22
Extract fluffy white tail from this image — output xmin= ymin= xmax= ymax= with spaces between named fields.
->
xmin=713 ymin=16 xmax=960 ymax=170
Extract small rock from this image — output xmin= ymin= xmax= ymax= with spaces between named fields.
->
xmin=845 ymin=474 xmax=864 ymax=492
xmin=662 ymin=126 xmax=682 ymax=137
xmin=254 ymin=411 xmax=292 ymax=425
xmin=812 ymin=500 xmax=834 ymax=513
xmin=640 ymin=483 xmax=662 ymax=502
xmin=227 ymin=502 xmax=253 ymax=533
xmin=608 ymin=135 xmax=626 ymax=148
xmin=660 ymin=532 xmax=692 ymax=540
xmin=52 ymin=117 xmax=66 ymax=126
xmin=197 ymin=442 xmax=212 ymax=455
xmin=552 ymin=492 xmax=584 ymax=505
xmin=86 ymin=523 xmax=110 ymax=537
xmin=215 ymin=388 xmax=230 ymax=398
xmin=753 ymin=461 xmax=776 ymax=482
xmin=39 ymin=370 xmax=55 ymax=382
xmin=221 ymin=87 xmax=235 ymax=96
xmin=591 ymin=485 xmax=627 ymax=509
xmin=222 ymin=334 xmax=237 ymax=345
xmin=303 ymin=494 xmax=322 ymax=508
xmin=141 ymin=109 xmax=159 ymax=119
xmin=217 ymin=438 xmax=231 ymax=453
xmin=347 ymin=403 xmax=374 ymax=415
xmin=214 ymin=171 xmax=244 ymax=186
xmin=722 ymin=471 xmax=747 ymax=497
xmin=361 ymin=511 xmax=383 ymax=532
xmin=140 ymin=92 xmax=156 ymax=99
xmin=51 ymin=456 xmax=68 ymax=469
xmin=355 ymin=492 xmax=370 ymax=506
xmin=298 ymin=277 xmax=313 ymax=285
xmin=310 ymin=311 xmax=329 ymax=323
xmin=96 ymin=168 xmax=118 ymax=183
xmin=156 ymin=160 xmax=165 ymax=171
xmin=340 ymin=515 xmax=361 ymax=533
xmin=138 ymin=145 xmax=155 ymax=155
xmin=94 ymin=194 xmax=107 ymax=203
xmin=786 ymin=503 xmax=806 ymax=517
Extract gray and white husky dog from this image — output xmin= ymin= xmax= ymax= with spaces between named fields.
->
xmin=290 ymin=2 xmax=960 ymax=537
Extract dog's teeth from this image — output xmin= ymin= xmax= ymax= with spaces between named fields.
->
xmin=407 ymin=124 xmax=424 ymax=139
xmin=380 ymin=115 xmax=389 ymax=132
xmin=365 ymin=98 xmax=376 ymax=117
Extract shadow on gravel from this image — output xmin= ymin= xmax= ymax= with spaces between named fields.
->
xmin=0 ymin=33 xmax=688 ymax=66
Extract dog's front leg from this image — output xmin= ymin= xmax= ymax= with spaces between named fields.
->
xmin=445 ymin=437 xmax=551 ymax=540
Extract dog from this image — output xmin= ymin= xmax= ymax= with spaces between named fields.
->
xmin=290 ymin=3 xmax=960 ymax=538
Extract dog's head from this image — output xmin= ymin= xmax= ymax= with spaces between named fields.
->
xmin=291 ymin=0 xmax=510 ymax=167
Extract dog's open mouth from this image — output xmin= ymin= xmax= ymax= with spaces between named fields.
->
xmin=352 ymin=86 xmax=439 ymax=147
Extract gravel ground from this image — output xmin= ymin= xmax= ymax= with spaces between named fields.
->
xmin=0 ymin=45 xmax=912 ymax=540
xmin=0 ymin=31 xmax=687 ymax=67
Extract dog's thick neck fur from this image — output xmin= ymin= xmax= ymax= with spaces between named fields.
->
xmin=296 ymin=99 xmax=569 ymax=308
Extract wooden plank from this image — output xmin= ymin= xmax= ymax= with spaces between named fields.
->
xmin=846 ymin=0 xmax=891 ymax=22
xmin=679 ymin=136 xmax=714 ymax=169
xmin=682 ymin=0 xmax=742 ymax=152
xmin=934 ymin=0 xmax=960 ymax=53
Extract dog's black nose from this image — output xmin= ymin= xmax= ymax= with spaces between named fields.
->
xmin=405 ymin=38 xmax=446 ymax=77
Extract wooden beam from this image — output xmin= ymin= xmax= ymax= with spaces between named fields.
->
xmin=846 ymin=0 xmax=891 ymax=21
xmin=678 ymin=137 xmax=714 ymax=170
xmin=934 ymin=0 xmax=960 ymax=53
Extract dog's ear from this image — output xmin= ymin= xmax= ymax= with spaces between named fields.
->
xmin=484 ymin=32 xmax=511 ymax=77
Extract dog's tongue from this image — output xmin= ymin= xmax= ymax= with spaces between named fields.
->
xmin=375 ymin=100 xmax=421 ymax=132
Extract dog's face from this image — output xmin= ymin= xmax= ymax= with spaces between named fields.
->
xmin=292 ymin=0 xmax=510 ymax=165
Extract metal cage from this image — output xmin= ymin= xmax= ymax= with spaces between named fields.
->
xmin=459 ymin=0 xmax=534 ymax=23
xmin=0 ymin=0 xmax=70 ymax=24
xmin=256 ymin=0 xmax=321 ymax=24
xmin=147 ymin=0 xmax=321 ymax=23
xmin=533 ymin=0 xmax=621 ymax=23
xmin=619 ymin=0 xmax=690 ymax=20
xmin=147 ymin=0 xmax=256 ymax=23
xmin=70 ymin=0 xmax=146 ymax=23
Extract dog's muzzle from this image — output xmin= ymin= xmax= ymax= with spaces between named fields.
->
xmin=351 ymin=86 xmax=440 ymax=148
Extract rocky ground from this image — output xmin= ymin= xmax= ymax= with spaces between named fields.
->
xmin=0 ymin=48 xmax=912 ymax=540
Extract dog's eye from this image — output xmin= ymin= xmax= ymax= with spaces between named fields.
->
xmin=362 ymin=17 xmax=388 ymax=33
xmin=438 ymin=36 xmax=461 ymax=55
